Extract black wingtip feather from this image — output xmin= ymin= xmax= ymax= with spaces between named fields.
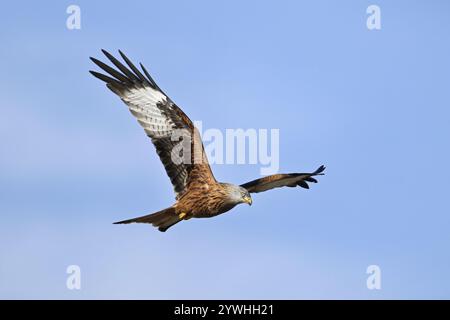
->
xmin=91 ymin=50 xmax=165 ymax=95
xmin=89 ymin=70 xmax=126 ymax=90
xmin=118 ymin=50 xmax=149 ymax=84
xmin=298 ymin=181 xmax=310 ymax=189
xmin=101 ymin=49 xmax=140 ymax=82
xmin=140 ymin=63 xmax=158 ymax=89
xmin=90 ymin=56 xmax=130 ymax=83
xmin=314 ymin=165 xmax=326 ymax=175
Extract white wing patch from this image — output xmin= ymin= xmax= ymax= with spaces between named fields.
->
xmin=121 ymin=87 xmax=175 ymax=138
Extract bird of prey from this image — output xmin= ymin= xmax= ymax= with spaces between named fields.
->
xmin=90 ymin=50 xmax=325 ymax=232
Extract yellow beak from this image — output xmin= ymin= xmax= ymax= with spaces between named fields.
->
xmin=243 ymin=196 xmax=253 ymax=206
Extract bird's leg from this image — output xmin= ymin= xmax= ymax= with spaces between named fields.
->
xmin=178 ymin=212 xmax=187 ymax=220
xmin=178 ymin=212 xmax=193 ymax=220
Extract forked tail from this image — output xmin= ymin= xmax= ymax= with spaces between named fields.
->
xmin=113 ymin=207 xmax=181 ymax=232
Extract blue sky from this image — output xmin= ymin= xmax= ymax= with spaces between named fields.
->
xmin=1 ymin=0 xmax=449 ymax=299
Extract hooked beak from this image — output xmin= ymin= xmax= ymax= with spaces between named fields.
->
xmin=243 ymin=196 xmax=253 ymax=206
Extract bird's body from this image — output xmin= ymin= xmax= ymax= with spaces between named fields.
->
xmin=90 ymin=50 xmax=325 ymax=232
xmin=176 ymin=183 xmax=242 ymax=218
xmin=114 ymin=182 xmax=252 ymax=231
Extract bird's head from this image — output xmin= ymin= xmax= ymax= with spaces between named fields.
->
xmin=225 ymin=184 xmax=252 ymax=206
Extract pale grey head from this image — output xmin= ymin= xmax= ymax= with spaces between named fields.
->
xmin=221 ymin=183 xmax=253 ymax=206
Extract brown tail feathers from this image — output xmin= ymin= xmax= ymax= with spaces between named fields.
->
xmin=113 ymin=207 xmax=180 ymax=232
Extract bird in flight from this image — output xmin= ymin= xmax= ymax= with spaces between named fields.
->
xmin=90 ymin=50 xmax=325 ymax=232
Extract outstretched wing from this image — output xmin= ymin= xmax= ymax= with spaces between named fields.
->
xmin=241 ymin=165 xmax=325 ymax=193
xmin=90 ymin=50 xmax=215 ymax=199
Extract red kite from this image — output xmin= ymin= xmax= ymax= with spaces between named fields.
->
xmin=90 ymin=50 xmax=325 ymax=232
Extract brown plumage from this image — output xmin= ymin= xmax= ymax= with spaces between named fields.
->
xmin=90 ymin=50 xmax=325 ymax=232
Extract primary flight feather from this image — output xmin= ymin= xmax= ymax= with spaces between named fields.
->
xmin=90 ymin=50 xmax=325 ymax=232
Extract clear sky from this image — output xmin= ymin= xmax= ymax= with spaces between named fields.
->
xmin=1 ymin=0 xmax=449 ymax=299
